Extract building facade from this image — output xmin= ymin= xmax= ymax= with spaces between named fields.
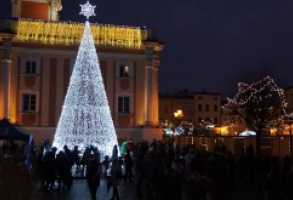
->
xmin=159 ymin=90 xmax=222 ymax=130
xmin=0 ymin=0 xmax=164 ymax=144
xmin=160 ymin=89 xmax=293 ymax=157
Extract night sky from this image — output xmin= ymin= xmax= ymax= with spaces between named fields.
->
xmin=2 ymin=0 xmax=293 ymax=98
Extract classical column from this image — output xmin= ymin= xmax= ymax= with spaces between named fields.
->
xmin=144 ymin=46 xmax=154 ymax=126
xmin=144 ymin=43 xmax=163 ymax=126
xmin=152 ymin=50 xmax=160 ymax=126
xmin=1 ymin=36 xmax=13 ymax=119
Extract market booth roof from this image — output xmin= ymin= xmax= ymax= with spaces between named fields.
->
xmin=0 ymin=118 xmax=31 ymax=141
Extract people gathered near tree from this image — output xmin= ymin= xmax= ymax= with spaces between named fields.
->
xmin=1 ymin=138 xmax=293 ymax=200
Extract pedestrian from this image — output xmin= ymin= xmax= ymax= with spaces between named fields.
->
xmin=121 ymin=140 xmax=127 ymax=159
xmin=110 ymin=158 xmax=122 ymax=200
xmin=72 ymin=145 xmax=81 ymax=173
xmin=43 ymin=147 xmax=57 ymax=191
xmin=111 ymin=144 xmax=119 ymax=161
xmin=124 ymin=149 xmax=133 ymax=183
xmin=102 ymin=155 xmax=110 ymax=177
xmin=86 ymin=152 xmax=102 ymax=200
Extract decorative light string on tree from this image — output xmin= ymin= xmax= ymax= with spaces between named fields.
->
xmin=53 ymin=1 xmax=119 ymax=159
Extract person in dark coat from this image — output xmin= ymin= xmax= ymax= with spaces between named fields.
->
xmin=110 ymin=159 xmax=122 ymax=200
xmin=86 ymin=152 xmax=102 ymax=200
xmin=124 ymin=149 xmax=133 ymax=183
xmin=43 ymin=147 xmax=57 ymax=191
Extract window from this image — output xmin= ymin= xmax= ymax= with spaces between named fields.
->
xmin=205 ymin=104 xmax=209 ymax=111
xmin=214 ymin=117 xmax=218 ymax=124
xmin=198 ymin=96 xmax=203 ymax=100
xmin=119 ymin=65 xmax=129 ymax=77
xmin=214 ymin=105 xmax=218 ymax=112
xmin=116 ymin=61 xmax=133 ymax=77
xmin=198 ymin=104 xmax=202 ymax=111
xmin=25 ymin=61 xmax=36 ymax=74
xmin=118 ymin=96 xmax=130 ymax=113
xmin=21 ymin=56 xmax=40 ymax=74
xmin=164 ymin=107 xmax=169 ymax=114
xmin=213 ymin=97 xmax=218 ymax=101
xmin=22 ymin=94 xmax=36 ymax=112
xmin=198 ymin=117 xmax=202 ymax=123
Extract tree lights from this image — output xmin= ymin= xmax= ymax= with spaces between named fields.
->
xmin=223 ymin=76 xmax=287 ymax=156
xmin=53 ymin=1 xmax=119 ymax=159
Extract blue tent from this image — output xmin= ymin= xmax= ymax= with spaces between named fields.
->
xmin=0 ymin=118 xmax=31 ymax=141
xmin=0 ymin=118 xmax=33 ymax=166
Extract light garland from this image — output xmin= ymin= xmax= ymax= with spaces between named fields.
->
xmin=53 ymin=1 xmax=119 ymax=158
xmin=12 ymin=18 xmax=142 ymax=48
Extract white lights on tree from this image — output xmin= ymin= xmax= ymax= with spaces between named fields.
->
xmin=53 ymin=1 xmax=118 ymax=159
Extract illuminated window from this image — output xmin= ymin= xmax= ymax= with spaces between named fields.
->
xmin=25 ymin=61 xmax=37 ymax=74
xmin=22 ymin=94 xmax=37 ymax=112
xmin=116 ymin=62 xmax=133 ymax=78
xmin=119 ymin=65 xmax=129 ymax=77
xmin=118 ymin=96 xmax=130 ymax=113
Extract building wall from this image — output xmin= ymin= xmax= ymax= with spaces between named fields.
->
xmin=159 ymin=92 xmax=221 ymax=127
xmin=285 ymin=87 xmax=293 ymax=113
xmin=8 ymin=46 xmax=149 ymax=126
xmin=0 ymin=17 xmax=164 ymax=145
xmin=193 ymin=93 xmax=221 ymax=126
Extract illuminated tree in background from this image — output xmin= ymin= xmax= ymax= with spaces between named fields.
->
xmin=53 ymin=1 xmax=118 ymax=159
xmin=223 ymin=76 xmax=286 ymax=156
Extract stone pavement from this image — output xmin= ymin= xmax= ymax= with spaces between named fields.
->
xmin=30 ymin=177 xmax=266 ymax=200
xmin=31 ymin=177 xmax=137 ymax=200
xmin=29 ymin=172 xmax=289 ymax=200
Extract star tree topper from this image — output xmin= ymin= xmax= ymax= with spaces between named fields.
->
xmin=79 ymin=1 xmax=96 ymax=20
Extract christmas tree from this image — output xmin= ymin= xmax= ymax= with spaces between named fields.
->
xmin=53 ymin=1 xmax=118 ymax=159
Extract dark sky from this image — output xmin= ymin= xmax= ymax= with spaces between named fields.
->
xmin=2 ymin=0 xmax=293 ymax=98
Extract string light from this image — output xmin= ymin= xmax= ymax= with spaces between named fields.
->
xmin=13 ymin=18 xmax=142 ymax=48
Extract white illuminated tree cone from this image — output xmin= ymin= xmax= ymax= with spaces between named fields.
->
xmin=53 ymin=20 xmax=118 ymax=159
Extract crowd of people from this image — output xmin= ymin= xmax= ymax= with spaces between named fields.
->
xmin=0 ymin=138 xmax=293 ymax=200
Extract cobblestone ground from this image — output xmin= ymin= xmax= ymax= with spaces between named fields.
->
xmin=31 ymin=177 xmax=290 ymax=200
xmin=31 ymin=177 xmax=137 ymax=200
xmin=29 ymin=165 xmax=288 ymax=200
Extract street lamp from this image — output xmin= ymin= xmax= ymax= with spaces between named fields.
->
xmin=174 ymin=110 xmax=183 ymax=124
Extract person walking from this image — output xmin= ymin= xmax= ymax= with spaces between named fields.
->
xmin=124 ymin=149 xmax=133 ymax=183
xmin=86 ymin=152 xmax=102 ymax=200
xmin=111 ymin=144 xmax=119 ymax=162
xmin=110 ymin=159 xmax=122 ymax=200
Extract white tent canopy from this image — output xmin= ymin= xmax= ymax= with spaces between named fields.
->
xmin=239 ymin=131 xmax=256 ymax=136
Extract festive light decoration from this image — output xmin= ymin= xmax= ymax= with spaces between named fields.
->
xmin=12 ymin=18 xmax=142 ymax=48
xmin=52 ymin=2 xmax=119 ymax=158
xmin=79 ymin=1 xmax=96 ymax=20
xmin=223 ymin=76 xmax=287 ymax=155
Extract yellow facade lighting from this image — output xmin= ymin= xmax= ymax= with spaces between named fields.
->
xmin=13 ymin=19 xmax=142 ymax=48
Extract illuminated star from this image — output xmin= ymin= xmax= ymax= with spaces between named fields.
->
xmin=79 ymin=1 xmax=96 ymax=20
